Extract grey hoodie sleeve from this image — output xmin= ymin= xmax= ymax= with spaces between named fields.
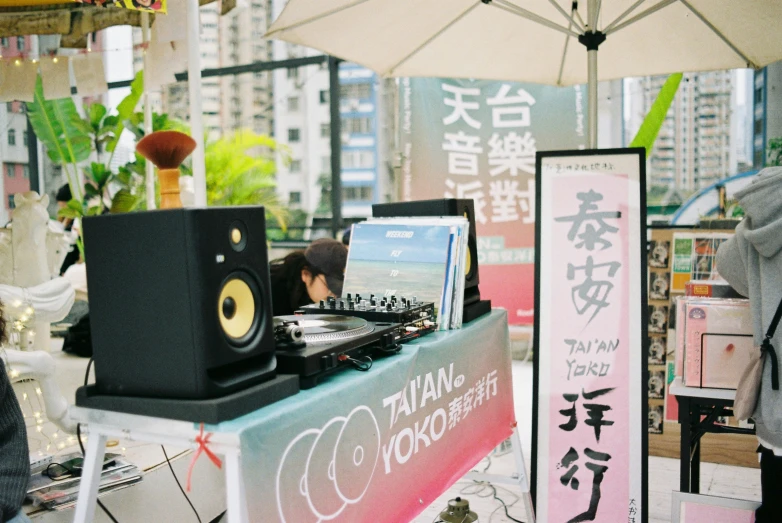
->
xmin=716 ymin=221 xmax=750 ymax=298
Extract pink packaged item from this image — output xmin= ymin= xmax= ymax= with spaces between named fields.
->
xmin=675 ymin=296 xmax=686 ymax=378
xmin=682 ymin=298 xmax=754 ymax=389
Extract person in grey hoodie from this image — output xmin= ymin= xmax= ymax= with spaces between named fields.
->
xmin=716 ymin=166 xmax=782 ymax=523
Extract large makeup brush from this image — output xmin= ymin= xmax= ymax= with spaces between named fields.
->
xmin=136 ymin=130 xmax=197 ymax=209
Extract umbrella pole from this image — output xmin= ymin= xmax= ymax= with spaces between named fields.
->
xmin=187 ymin=0 xmax=207 ymax=207
xmin=588 ymin=49 xmax=597 ymax=149
xmin=141 ymin=12 xmax=156 ymax=210
xmin=582 ymin=0 xmax=606 ymax=149
xmin=580 ymin=0 xmax=606 ymax=149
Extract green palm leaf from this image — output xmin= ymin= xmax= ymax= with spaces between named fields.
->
xmin=106 ymin=70 xmax=144 ymax=154
xmin=26 ymin=76 xmax=91 ymax=165
xmin=26 ymin=76 xmax=91 ymax=199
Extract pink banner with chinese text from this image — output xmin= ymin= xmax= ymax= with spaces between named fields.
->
xmin=534 ymin=150 xmax=646 ymax=523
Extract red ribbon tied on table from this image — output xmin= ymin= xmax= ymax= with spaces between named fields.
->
xmin=186 ymin=423 xmax=223 ymax=492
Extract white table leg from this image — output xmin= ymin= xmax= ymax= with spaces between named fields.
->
xmin=510 ymin=426 xmax=536 ymax=523
xmin=73 ymin=432 xmax=108 ymax=523
xmin=225 ymin=449 xmax=248 ymax=523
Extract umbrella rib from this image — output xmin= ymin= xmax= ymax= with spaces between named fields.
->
xmin=547 ymin=0 xmax=585 ymax=32
xmin=387 ymin=2 xmax=481 ymax=76
xmin=492 ymin=0 xmax=580 ymax=38
xmin=604 ymin=0 xmax=676 ymax=35
xmin=679 ymin=0 xmax=758 ymax=69
xmin=573 ymin=9 xmax=587 ymax=31
xmin=265 ymin=0 xmax=371 ymax=35
xmin=603 ymin=0 xmax=647 ymax=33
xmin=556 ymin=16 xmax=575 ymax=86
xmin=591 ymin=0 xmax=602 ymax=29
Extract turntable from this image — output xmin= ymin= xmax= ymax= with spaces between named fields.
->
xmin=274 ymin=315 xmax=402 ymax=389
xmin=298 ymin=294 xmax=437 ymax=341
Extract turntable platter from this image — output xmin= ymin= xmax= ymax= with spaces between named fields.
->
xmin=275 ymin=315 xmax=375 ymax=343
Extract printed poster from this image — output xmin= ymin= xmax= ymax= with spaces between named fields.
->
xmin=533 ymin=149 xmax=647 ymax=523
xmin=670 ymin=233 xmax=732 ymax=293
xmin=400 ymin=78 xmax=587 ymax=325
xmin=76 ymin=0 xmax=167 ymax=13
xmin=343 ymin=222 xmax=454 ymax=325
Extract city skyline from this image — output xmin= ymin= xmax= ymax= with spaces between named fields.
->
xmin=0 ymin=5 xmax=776 ymax=227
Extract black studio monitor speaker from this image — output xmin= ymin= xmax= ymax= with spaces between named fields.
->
xmin=83 ymin=207 xmax=277 ymax=400
xmin=372 ymin=198 xmax=491 ymax=322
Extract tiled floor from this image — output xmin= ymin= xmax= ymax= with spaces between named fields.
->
xmin=412 ymin=361 xmax=762 ymax=523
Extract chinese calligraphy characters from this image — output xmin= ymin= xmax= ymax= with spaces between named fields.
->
xmin=555 ymin=190 xmax=622 ymax=323
xmin=440 ymin=82 xmax=537 ymax=226
xmin=557 ymin=387 xmax=616 ymax=522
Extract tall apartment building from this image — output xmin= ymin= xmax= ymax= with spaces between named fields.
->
xmin=1 ymin=35 xmax=37 ymax=225
xmin=270 ymin=0 xmax=388 ymax=220
xmin=270 ymin=52 xmax=386 ymax=218
xmin=626 ymin=71 xmax=737 ymax=193
xmin=132 ymin=2 xmax=274 ymax=140
xmin=753 ymin=61 xmax=782 ymax=168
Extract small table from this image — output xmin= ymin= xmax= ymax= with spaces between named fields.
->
xmin=671 ymin=378 xmax=755 ymax=493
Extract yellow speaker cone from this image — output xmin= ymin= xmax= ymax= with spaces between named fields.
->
xmin=465 ymin=245 xmax=472 ymax=277
xmin=218 ymin=278 xmax=256 ymax=340
xmin=231 ymin=227 xmax=242 ymax=245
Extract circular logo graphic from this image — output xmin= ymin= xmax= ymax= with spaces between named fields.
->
xmin=276 ymin=429 xmax=321 ymax=523
xmin=305 ymin=417 xmax=348 ymax=520
xmin=333 ymin=406 xmax=381 ymax=504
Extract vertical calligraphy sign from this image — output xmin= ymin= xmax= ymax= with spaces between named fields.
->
xmin=532 ymin=149 xmax=648 ymax=523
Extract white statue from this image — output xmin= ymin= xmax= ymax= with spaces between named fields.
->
xmin=0 ymin=191 xmax=75 ymax=351
xmin=1 ymin=278 xmax=77 ymax=435
xmin=3 ymin=349 xmax=77 ymax=435
xmin=9 ymin=191 xmax=51 ymax=287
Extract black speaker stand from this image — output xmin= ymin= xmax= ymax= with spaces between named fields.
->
xmin=75 ymin=374 xmax=300 ymax=424
xmin=463 ymin=300 xmax=491 ymax=323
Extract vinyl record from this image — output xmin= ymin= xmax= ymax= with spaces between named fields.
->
xmin=274 ymin=315 xmax=374 ymax=343
xmin=305 ymin=417 xmax=348 ymax=519
xmin=333 ymin=406 xmax=381 ymax=504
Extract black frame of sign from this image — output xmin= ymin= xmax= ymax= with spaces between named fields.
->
xmin=531 ymin=147 xmax=649 ymax=523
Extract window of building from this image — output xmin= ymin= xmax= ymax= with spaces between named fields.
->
xmin=6 ymin=102 xmax=12 ymax=112
xmin=288 ymin=128 xmax=300 ymax=142
xmin=23 ymin=130 xmax=28 ymax=147
xmin=341 ymin=117 xmax=372 ymax=134
xmin=5 ymin=163 xmax=14 ymax=177
xmin=342 ymin=185 xmax=374 ymax=202
xmin=0 ymin=38 xmax=7 ymax=48
xmin=17 ymin=37 xmax=24 ymax=51
xmin=321 ymin=123 xmax=330 ymax=138
xmin=755 ymin=87 xmax=763 ymax=105
xmin=320 ymin=90 xmax=329 ymax=104
xmin=289 ymin=191 xmax=302 ymax=204
xmin=8 ymin=195 xmax=14 ymax=209
xmin=22 ymin=164 xmax=29 ymax=179
xmin=8 ymin=129 xmax=15 ymax=146
xmin=290 ymin=159 xmax=302 ymax=173
xmin=288 ymin=96 xmax=300 ymax=112
xmin=754 ymin=119 xmax=763 ymax=135
xmin=341 ymin=150 xmax=375 ymax=169
xmin=340 ymin=83 xmax=372 ymax=100
xmin=287 ymin=68 xmax=299 ymax=80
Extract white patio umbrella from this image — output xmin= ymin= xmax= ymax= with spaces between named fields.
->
xmin=266 ymin=0 xmax=782 ymax=148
